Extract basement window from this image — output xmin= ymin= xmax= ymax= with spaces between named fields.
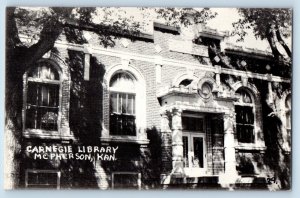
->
xmin=25 ymin=170 xmax=60 ymax=189
xmin=112 ymin=172 xmax=141 ymax=189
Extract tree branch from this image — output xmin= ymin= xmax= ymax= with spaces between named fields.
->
xmin=275 ymin=25 xmax=292 ymax=58
xmin=22 ymin=19 xmax=63 ymax=69
xmin=266 ymin=27 xmax=282 ymax=61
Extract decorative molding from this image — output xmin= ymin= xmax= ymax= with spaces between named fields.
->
xmin=47 ymin=38 xmax=291 ymax=83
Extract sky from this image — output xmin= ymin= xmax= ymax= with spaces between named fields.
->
xmin=206 ymin=8 xmax=291 ymax=54
xmin=95 ymin=7 xmax=291 ymax=53
xmin=20 ymin=7 xmax=292 ymax=54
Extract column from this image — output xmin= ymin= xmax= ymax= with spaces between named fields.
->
xmin=83 ymin=44 xmax=92 ymax=81
xmin=155 ymin=56 xmax=162 ymax=84
xmin=266 ymin=74 xmax=274 ymax=107
xmin=160 ymin=110 xmax=172 ymax=173
xmin=223 ymin=113 xmax=238 ymax=181
xmin=215 ymin=65 xmax=221 ymax=88
xmin=171 ymin=108 xmax=184 ymax=175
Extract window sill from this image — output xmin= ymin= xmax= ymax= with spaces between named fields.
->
xmin=100 ymin=136 xmax=149 ymax=144
xmin=23 ymin=129 xmax=75 ymax=141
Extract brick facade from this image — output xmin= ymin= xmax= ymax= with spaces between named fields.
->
xmin=18 ymin=22 xmax=291 ymax=190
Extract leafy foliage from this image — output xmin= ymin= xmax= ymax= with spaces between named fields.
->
xmin=232 ymin=9 xmax=292 ymax=60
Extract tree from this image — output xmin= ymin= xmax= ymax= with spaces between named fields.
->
xmin=232 ymin=8 xmax=292 ymax=62
xmin=5 ymin=7 xmax=216 ymax=188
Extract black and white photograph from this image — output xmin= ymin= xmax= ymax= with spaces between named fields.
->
xmin=4 ymin=7 xmax=292 ymax=190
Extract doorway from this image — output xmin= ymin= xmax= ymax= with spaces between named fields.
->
xmin=181 ymin=113 xmax=207 ymax=176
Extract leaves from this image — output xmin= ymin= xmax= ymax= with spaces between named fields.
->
xmin=232 ymin=8 xmax=292 ymax=61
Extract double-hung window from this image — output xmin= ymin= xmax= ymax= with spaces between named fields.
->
xmin=235 ymin=89 xmax=255 ymax=143
xmin=109 ymin=73 xmax=136 ymax=136
xmin=26 ymin=64 xmax=60 ymax=131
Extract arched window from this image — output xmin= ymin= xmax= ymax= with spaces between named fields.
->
xmin=235 ymin=88 xmax=255 ymax=143
xmin=179 ymin=79 xmax=192 ymax=88
xmin=109 ymin=72 xmax=136 ymax=136
xmin=26 ymin=63 xmax=60 ymax=131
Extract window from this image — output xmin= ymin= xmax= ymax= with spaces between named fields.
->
xmin=285 ymin=94 xmax=291 ymax=145
xmin=109 ymin=73 xmax=136 ymax=136
xmin=179 ymin=79 xmax=192 ymax=87
xmin=182 ymin=116 xmax=204 ymax=132
xmin=235 ymin=89 xmax=255 ymax=143
xmin=112 ymin=172 xmax=141 ymax=189
xmin=25 ymin=64 xmax=60 ymax=131
xmin=25 ymin=170 xmax=60 ymax=189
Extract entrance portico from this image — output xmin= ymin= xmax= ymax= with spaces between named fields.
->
xmin=159 ymin=84 xmax=239 ymax=184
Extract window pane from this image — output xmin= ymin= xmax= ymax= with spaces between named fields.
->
xmin=236 ymin=105 xmax=254 ymax=143
xmin=27 ymin=172 xmax=58 ymax=189
xmin=29 ymin=64 xmax=59 ymax=80
xmin=123 ymin=115 xmax=136 ymax=136
xmin=48 ymin=84 xmax=59 ymax=107
xmin=110 ymin=114 xmax=136 ymax=136
xmin=182 ymin=116 xmax=203 ymax=131
xmin=193 ymin=137 xmax=204 ymax=168
xmin=110 ymin=93 xmax=118 ymax=113
xmin=127 ymin=94 xmax=135 ymax=115
xmin=182 ymin=136 xmax=189 ymax=167
xmin=235 ymin=106 xmax=254 ymax=125
xmin=236 ymin=89 xmax=252 ymax=104
xmin=110 ymin=73 xmax=135 ymax=92
xmin=26 ymin=82 xmax=59 ymax=130
xmin=237 ymin=124 xmax=254 ymax=143
xmin=41 ymin=85 xmax=49 ymax=106
xmin=27 ymin=82 xmax=38 ymax=105
xmin=179 ymin=79 xmax=192 ymax=87
xmin=244 ymin=106 xmax=254 ymax=124
xmin=121 ymin=94 xmax=127 ymax=114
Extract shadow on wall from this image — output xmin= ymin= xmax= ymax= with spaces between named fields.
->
xmin=67 ymin=51 xmax=106 ymax=143
xmin=95 ymin=127 xmax=163 ymax=189
xmin=261 ymin=82 xmax=291 ymax=190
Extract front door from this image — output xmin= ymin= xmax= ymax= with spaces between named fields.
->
xmin=182 ymin=133 xmax=206 ymax=176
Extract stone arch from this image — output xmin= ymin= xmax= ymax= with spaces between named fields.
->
xmin=172 ymin=72 xmax=198 ymax=89
xmin=231 ymin=81 xmax=260 ymax=104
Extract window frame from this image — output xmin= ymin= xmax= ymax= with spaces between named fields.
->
xmin=111 ymin=172 xmax=141 ymax=189
xmin=109 ymin=90 xmax=137 ymax=136
xmin=109 ymin=72 xmax=137 ymax=137
xmin=25 ymin=169 xmax=61 ymax=189
xmin=23 ymin=60 xmax=63 ymax=138
xmin=234 ymin=88 xmax=257 ymax=146
xmin=103 ymin=64 xmax=148 ymax=144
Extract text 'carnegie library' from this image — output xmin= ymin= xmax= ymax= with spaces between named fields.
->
xmin=25 ymin=145 xmax=119 ymax=162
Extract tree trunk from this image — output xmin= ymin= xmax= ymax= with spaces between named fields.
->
xmin=5 ymin=8 xmax=64 ymax=188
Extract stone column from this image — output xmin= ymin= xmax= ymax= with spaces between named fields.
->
xmin=171 ymin=108 xmax=184 ymax=175
xmin=160 ymin=110 xmax=172 ymax=173
xmin=83 ymin=44 xmax=92 ymax=81
xmin=222 ymin=113 xmax=238 ymax=183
